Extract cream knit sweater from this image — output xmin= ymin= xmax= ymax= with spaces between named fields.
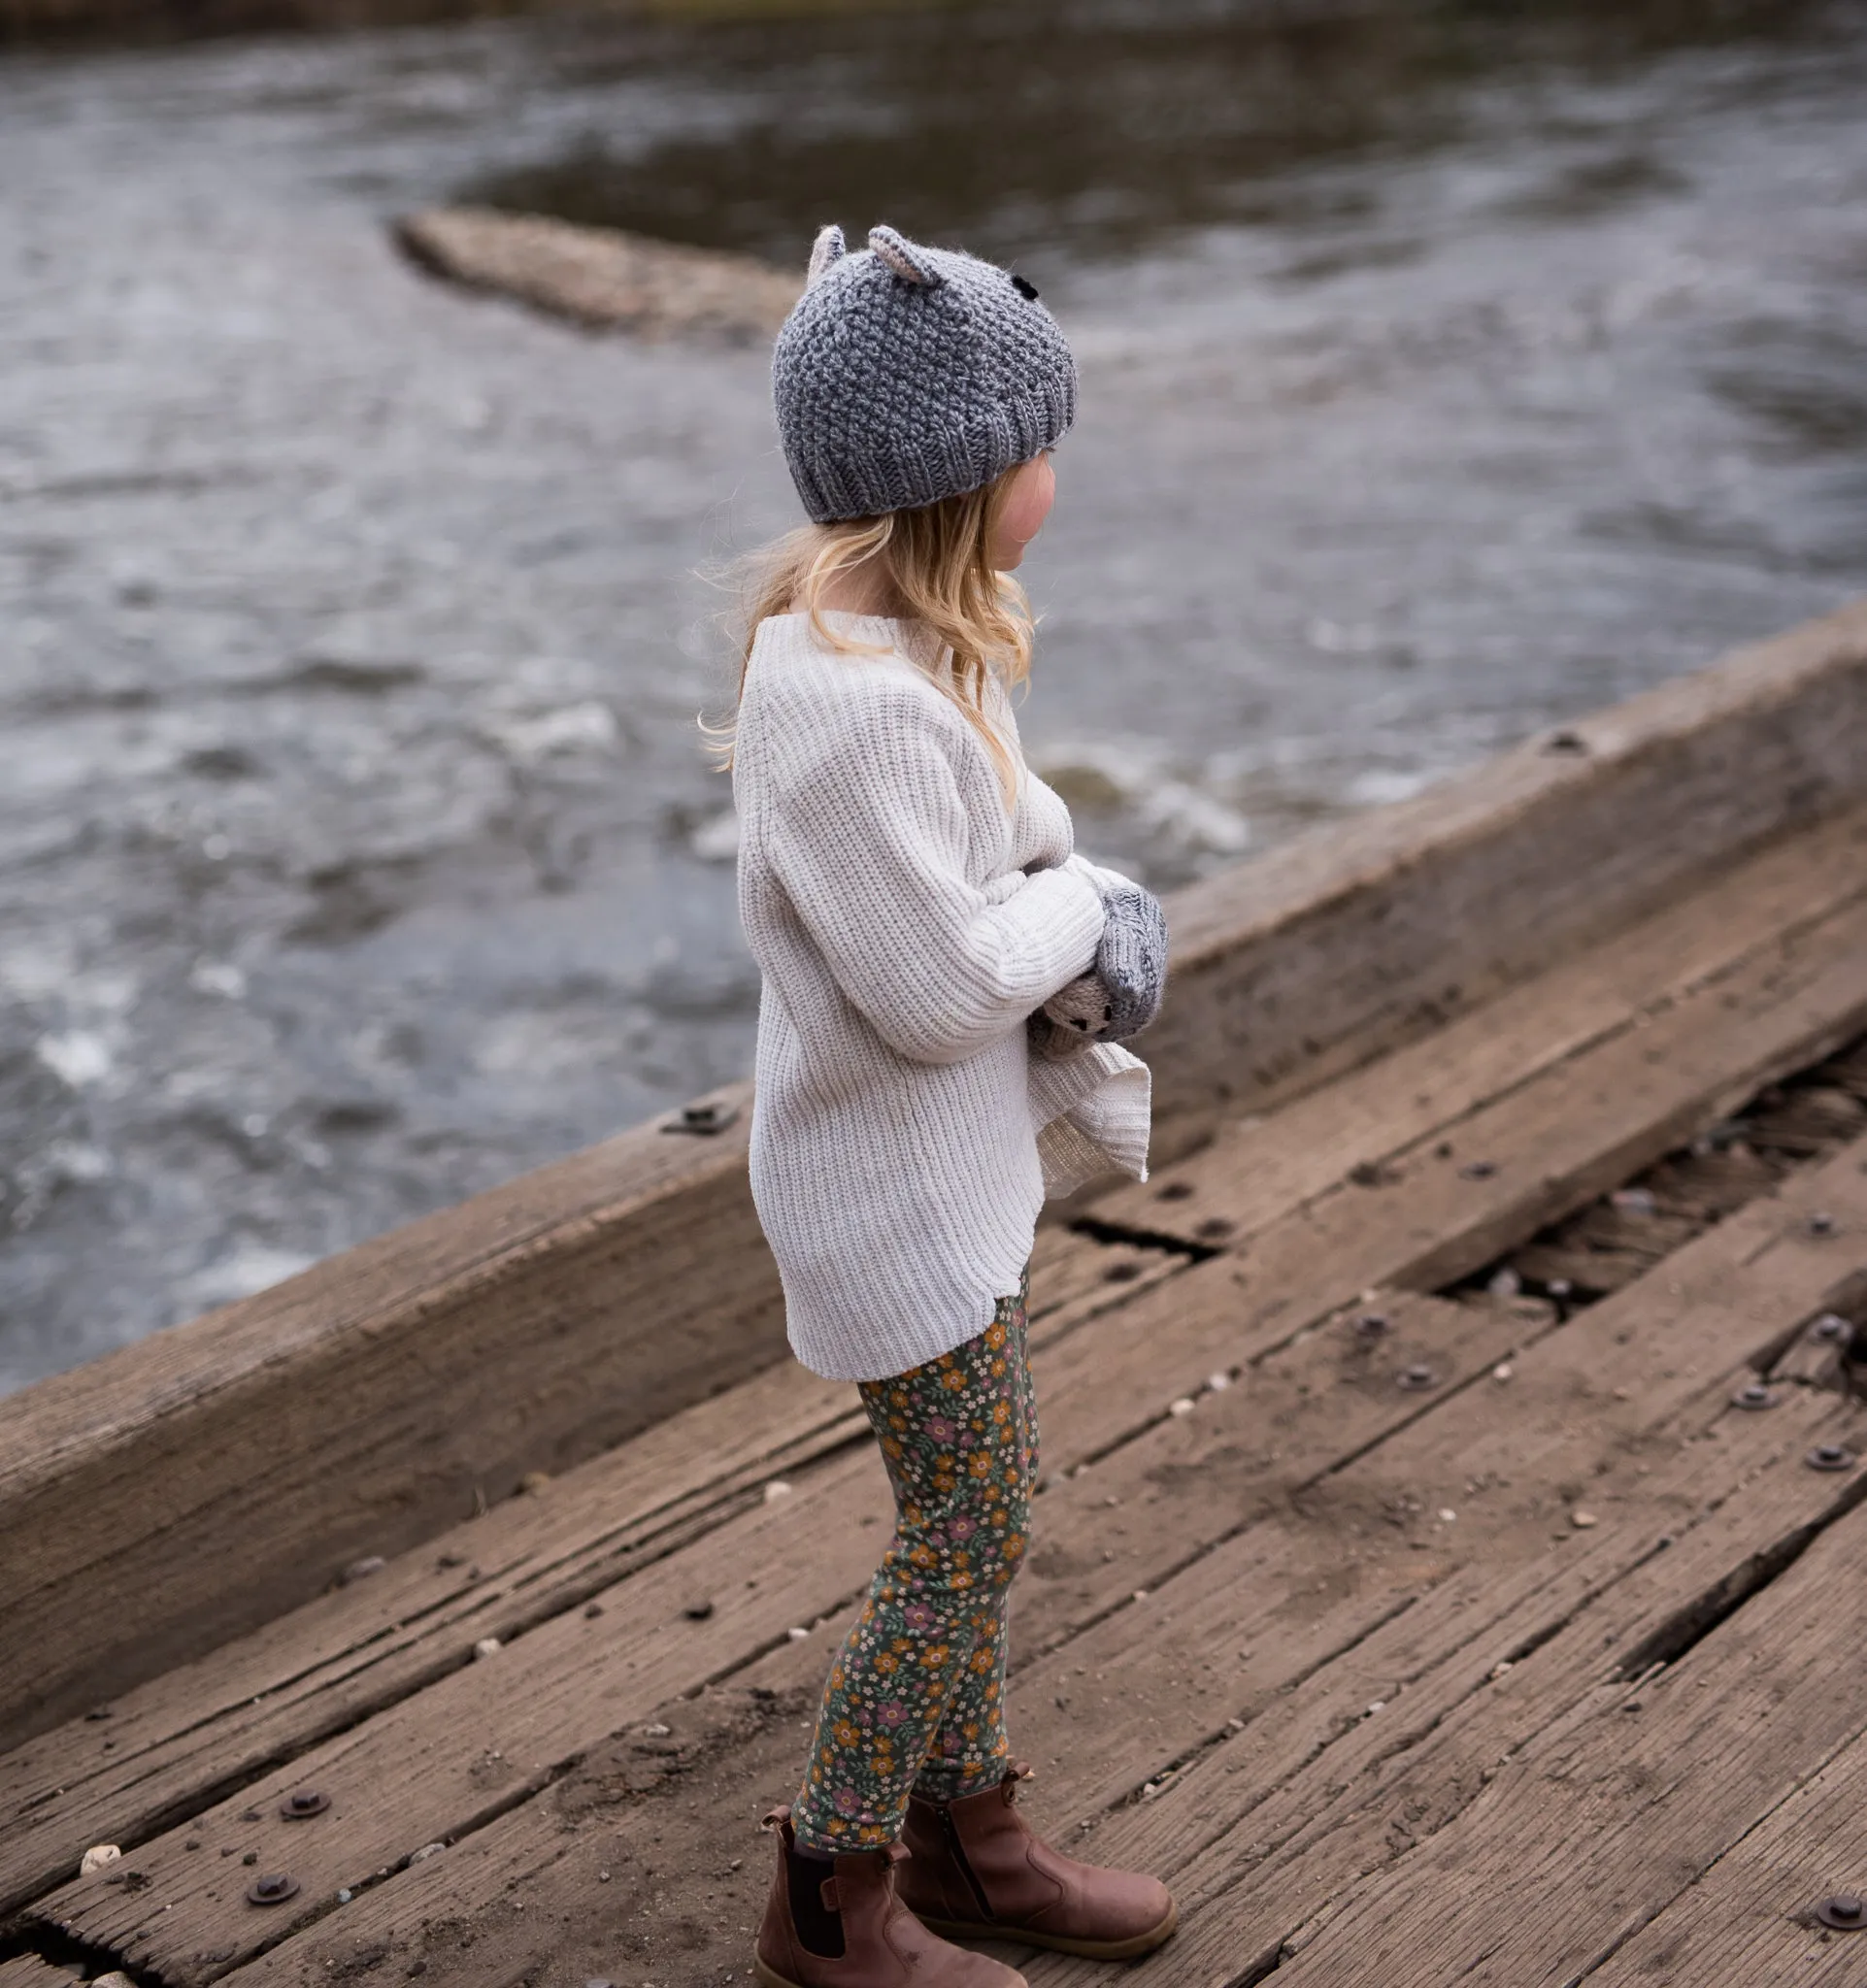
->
xmin=733 ymin=613 xmax=1152 ymax=1382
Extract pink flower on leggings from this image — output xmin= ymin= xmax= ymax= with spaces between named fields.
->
xmin=926 ymin=1414 xmax=957 ymax=1442
xmin=833 ymin=1787 xmax=862 ymax=1816
xmin=904 ymin=1602 xmax=936 ymax=1631
xmin=878 ymin=1701 xmax=908 ymax=1727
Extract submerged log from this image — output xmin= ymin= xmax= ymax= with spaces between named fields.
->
xmin=395 ymin=206 xmax=801 ymax=344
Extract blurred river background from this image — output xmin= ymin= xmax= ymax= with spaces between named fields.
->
xmin=3 ymin=0 xmax=1866 ymax=1389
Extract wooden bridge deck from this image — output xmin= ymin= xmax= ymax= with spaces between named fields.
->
xmin=5 ymin=798 xmax=1867 ymax=1988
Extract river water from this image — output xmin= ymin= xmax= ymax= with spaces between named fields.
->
xmin=3 ymin=0 xmax=1865 ymax=1389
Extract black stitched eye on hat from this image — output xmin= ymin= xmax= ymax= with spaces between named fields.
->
xmin=1011 ymin=274 xmax=1040 ymax=300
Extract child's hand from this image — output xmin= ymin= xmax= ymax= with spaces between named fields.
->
xmin=1028 ymin=881 xmax=1169 ymax=1059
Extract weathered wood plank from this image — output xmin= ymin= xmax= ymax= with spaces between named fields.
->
xmin=21 ymin=854 xmax=1861 ymax=1917
xmin=1237 ymin=1495 xmax=1867 ymax=1988
xmin=1038 ymin=892 xmax=1867 ymax=1438
xmin=229 ymin=1325 xmax=1867 ymax=1984
xmin=1101 ymin=796 xmax=1867 ymax=1246
xmin=52 ymin=1108 xmax=1867 ymax=1984
xmin=0 ymin=1959 xmax=77 ymax=1988
xmin=0 ymin=1081 xmax=783 ymax=1751
xmin=1584 ymin=1722 xmax=1867 ymax=1986
xmin=3 ymin=607 xmax=1860 ymax=1754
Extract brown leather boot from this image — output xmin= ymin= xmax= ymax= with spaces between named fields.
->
xmin=753 ymin=1806 xmax=1029 ymax=1988
xmin=898 ymin=1764 xmax=1177 ymax=1961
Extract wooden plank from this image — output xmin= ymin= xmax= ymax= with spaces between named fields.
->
xmin=1101 ymin=797 xmax=1867 ymax=1246
xmin=1236 ymin=1496 xmax=1867 ymax=1988
xmin=0 ymin=1960 xmax=78 ymax=1988
xmin=0 ymin=1080 xmax=784 ymax=1752
xmin=0 ymin=1231 xmax=1180 ymax=1923
xmin=229 ymin=1358 xmax=1867 ymax=1984
xmin=1036 ymin=893 xmax=1867 ymax=1442
xmin=1148 ymin=597 xmax=1867 ymax=1136
xmin=52 ymin=1116 xmax=1867 ymax=1983
xmin=2 ymin=607 xmax=1860 ymax=1754
xmin=1584 ymin=1723 xmax=1867 ymax=1986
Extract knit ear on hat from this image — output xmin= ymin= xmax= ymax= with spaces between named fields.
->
xmin=868 ymin=224 xmax=943 ymax=288
xmin=806 ymin=223 xmax=847 ymax=287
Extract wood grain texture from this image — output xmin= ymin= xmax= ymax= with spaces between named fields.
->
xmin=0 ymin=1960 xmax=75 ymax=1988
xmin=1101 ymin=797 xmax=1867 ymax=1244
xmin=23 ymin=1088 xmax=1867 ymax=1978
xmin=1252 ymin=1498 xmax=1867 ymax=1988
xmin=9 ymin=878 xmax=1863 ymax=1938
xmin=1584 ymin=1723 xmax=1867 ymax=1986
xmin=0 ymin=1083 xmax=786 ymax=1751
xmin=224 ymin=1132 xmax=1867 ymax=1987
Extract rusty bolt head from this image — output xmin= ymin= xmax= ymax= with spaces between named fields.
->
xmin=1807 ymin=1444 xmax=1858 ymax=1474
xmin=1809 ymin=1211 xmax=1837 ymax=1238
xmin=247 ymin=1872 xmax=301 ymax=1905
xmin=1397 ymin=1364 xmax=1437 ymax=1392
xmin=1816 ymin=1894 xmax=1866 ymax=1930
xmin=1354 ymin=1311 xmax=1391 ymax=1339
xmin=1811 ymin=1313 xmax=1854 ymax=1346
xmin=1732 ymin=1382 xmax=1778 ymax=1411
xmin=280 ymin=1790 xmax=329 ymax=1820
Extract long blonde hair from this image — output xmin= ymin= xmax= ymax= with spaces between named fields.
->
xmin=714 ymin=464 xmax=1035 ymax=805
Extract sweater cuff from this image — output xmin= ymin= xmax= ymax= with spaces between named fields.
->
xmin=1015 ymin=862 xmax=1107 ymax=994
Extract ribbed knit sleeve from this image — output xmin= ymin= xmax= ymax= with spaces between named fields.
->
xmin=764 ymin=686 xmax=1106 ymax=1066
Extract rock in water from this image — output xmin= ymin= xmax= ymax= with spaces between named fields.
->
xmin=395 ymin=208 xmax=800 ymax=345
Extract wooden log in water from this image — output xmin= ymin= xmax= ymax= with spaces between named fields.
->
xmin=0 ymin=600 xmax=1861 ymax=1755
xmin=394 ymin=207 xmax=802 ymax=344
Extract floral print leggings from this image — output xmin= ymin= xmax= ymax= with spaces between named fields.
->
xmin=790 ymin=1273 xmax=1037 ymax=1851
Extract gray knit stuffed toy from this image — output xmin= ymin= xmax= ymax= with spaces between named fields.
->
xmin=772 ymin=222 xmax=1078 ymax=521
xmin=1030 ymin=883 xmax=1170 ymax=1061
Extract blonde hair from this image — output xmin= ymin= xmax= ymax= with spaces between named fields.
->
xmin=712 ymin=464 xmax=1035 ymax=806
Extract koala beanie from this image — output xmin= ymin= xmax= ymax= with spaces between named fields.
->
xmin=772 ymin=222 xmax=1078 ymax=524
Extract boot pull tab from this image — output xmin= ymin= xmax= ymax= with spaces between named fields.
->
xmin=882 ymin=1841 xmax=911 ymax=1867
xmin=1001 ymin=1760 xmax=1037 ymax=1804
xmin=761 ymin=1805 xmax=793 ymax=1834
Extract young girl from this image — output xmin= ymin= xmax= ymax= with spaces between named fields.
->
xmin=730 ymin=222 xmax=1177 ymax=1988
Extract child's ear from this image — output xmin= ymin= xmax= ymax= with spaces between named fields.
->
xmin=806 ymin=223 xmax=847 ymax=287
xmin=868 ymin=224 xmax=944 ymax=288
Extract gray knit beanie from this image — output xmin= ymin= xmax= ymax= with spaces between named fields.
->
xmin=772 ymin=223 xmax=1078 ymax=524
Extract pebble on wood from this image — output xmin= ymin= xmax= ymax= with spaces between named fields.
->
xmin=80 ymin=1842 xmax=121 ymax=1874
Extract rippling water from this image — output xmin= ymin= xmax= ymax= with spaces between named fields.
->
xmin=3 ymin=0 xmax=1865 ymax=1389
